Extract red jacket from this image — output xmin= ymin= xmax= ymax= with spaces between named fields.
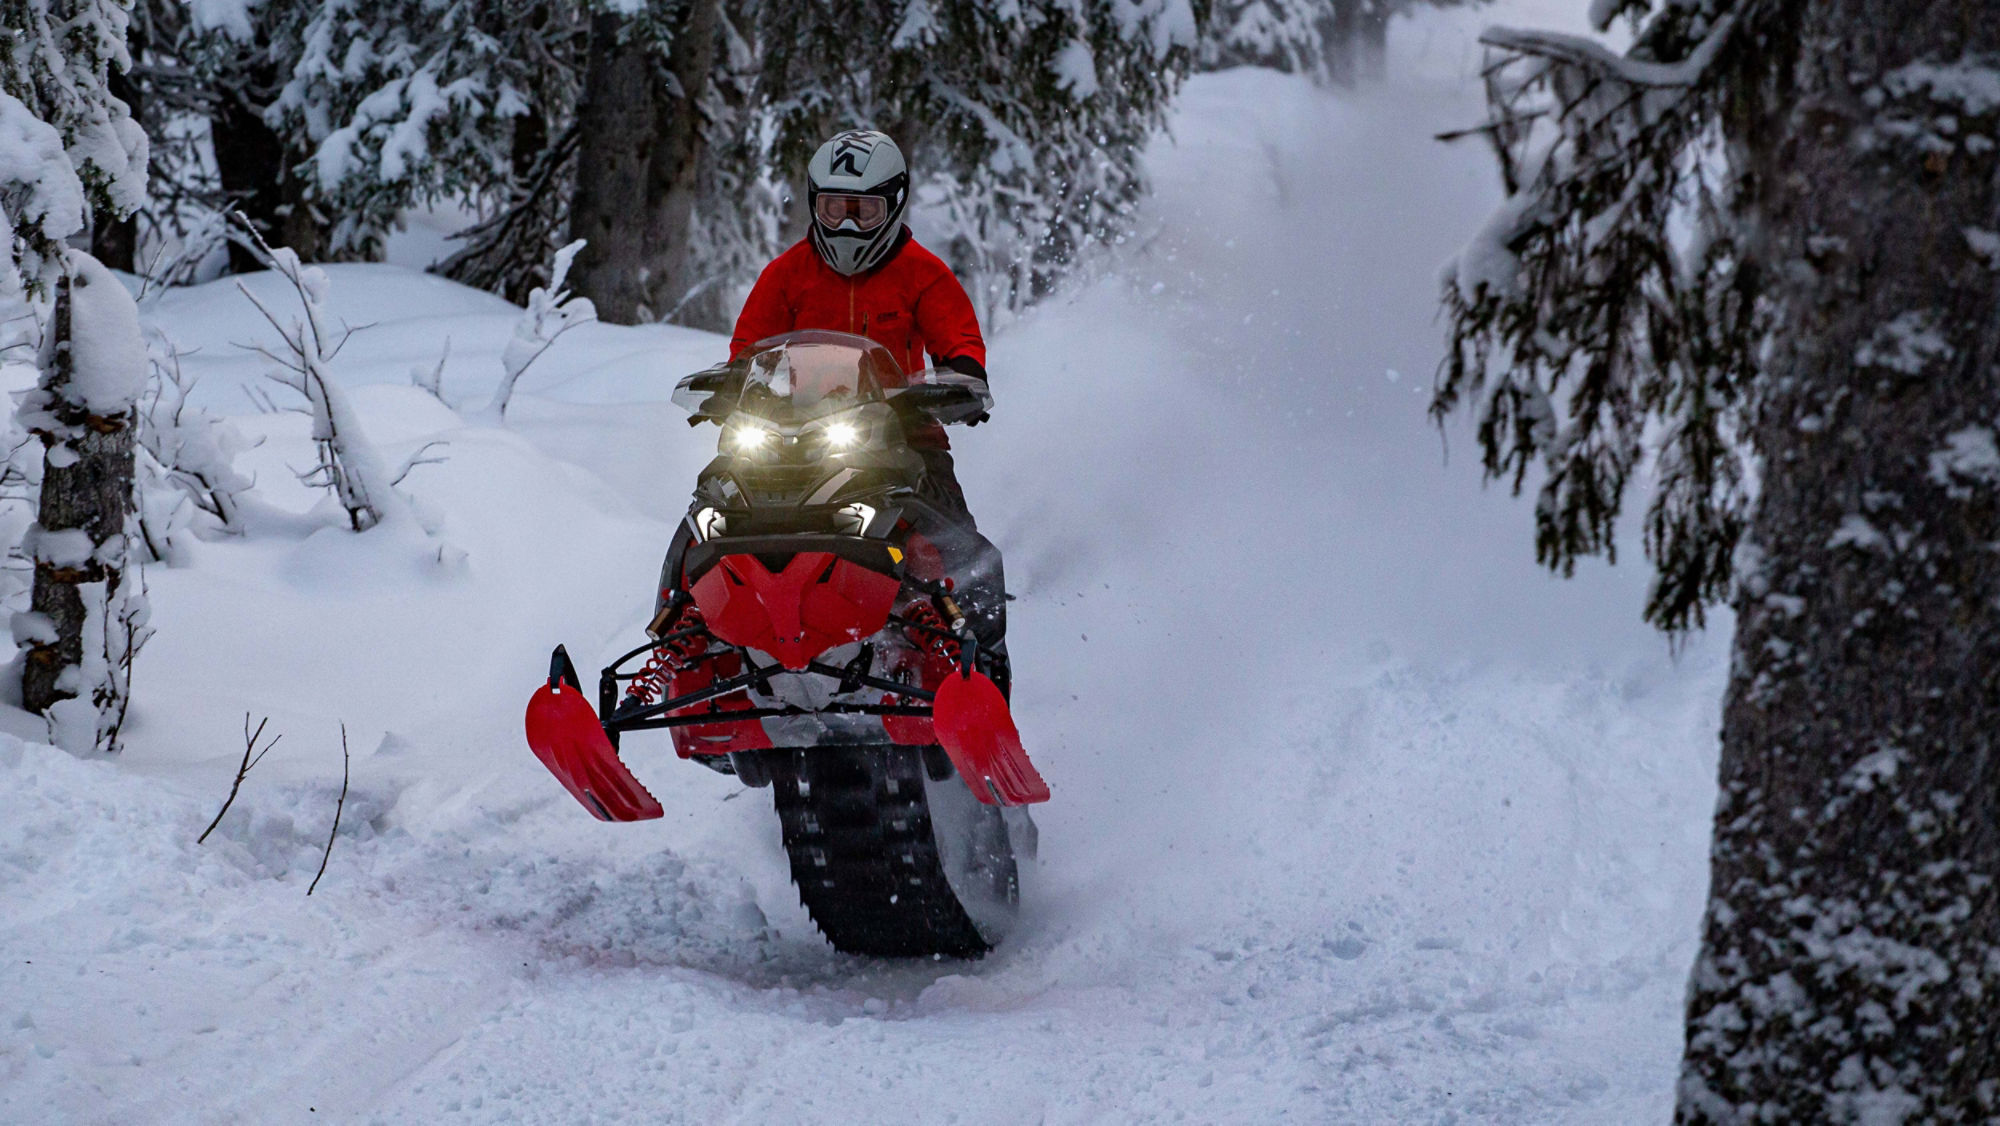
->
xmin=729 ymin=234 xmax=986 ymax=378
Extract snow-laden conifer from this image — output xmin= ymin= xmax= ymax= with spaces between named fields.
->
xmin=1436 ymin=0 xmax=2000 ymax=1115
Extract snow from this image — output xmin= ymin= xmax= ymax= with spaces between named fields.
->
xmin=1966 ymin=226 xmax=2000 ymax=270
xmin=1829 ymin=514 xmax=1888 ymax=552
xmin=0 ymin=7 xmax=1723 ymax=1122
xmin=1854 ymin=310 xmax=1954 ymax=375
xmin=1882 ymin=58 xmax=2000 ymax=115
xmin=1054 ymin=39 xmax=1103 ymax=99
xmin=1928 ymin=425 xmax=2000 ymax=490
xmin=186 ymin=0 xmax=258 ymax=41
xmin=0 ymin=90 xmax=86 ymax=295
xmin=62 ymin=248 xmax=147 ymax=416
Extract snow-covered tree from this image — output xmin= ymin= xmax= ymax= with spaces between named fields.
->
xmin=16 ymin=253 xmax=151 ymax=753
xmin=3 ymin=0 xmax=152 ymax=752
xmin=1200 ymin=0 xmax=1334 ymax=81
xmin=1436 ymin=0 xmax=2000 ymax=1115
xmin=1200 ymin=0 xmax=1482 ymax=87
xmin=756 ymin=0 xmax=1203 ymax=321
xmin=1 ymin=0 xmax=149 ymax=297
xmin=177 ymin=0 xmax=323 ymax=271
xmin=269 ymin=0 xmax=587 ymax=264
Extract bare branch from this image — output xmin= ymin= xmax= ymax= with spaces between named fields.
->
xmin=197 ymin=714 xmax=282 ymax=844
xmin=307 ymin=724 xmax=351 ymax=896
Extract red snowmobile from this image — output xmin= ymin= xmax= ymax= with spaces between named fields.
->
xmin=525 ymin=331 xmax=1047 ymax=958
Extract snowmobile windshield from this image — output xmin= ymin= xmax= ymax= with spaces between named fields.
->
xmin=674 ymin=331 xmax=903 ymax=425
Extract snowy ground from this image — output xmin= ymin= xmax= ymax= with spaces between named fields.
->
xmin=2 ymin=7 xmax=1726 ymax=1123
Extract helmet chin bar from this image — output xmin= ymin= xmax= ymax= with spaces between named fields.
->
xmin=809 ymin=219 xmax=905 ymax=277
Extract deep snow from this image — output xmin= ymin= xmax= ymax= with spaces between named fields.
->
xmin=2 ymin=7 xmax=1725 ymax=1123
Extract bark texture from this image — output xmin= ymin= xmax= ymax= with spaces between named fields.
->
xmin=565 ymin=0 xmax=720 ymax=327
xmin=213 ymin=74 xmax=319 ymax=273
xmin=23 ymin=274 xmax=137 ymax=719
xmin=1679 ymin=3 xmax=2000 ymax=1119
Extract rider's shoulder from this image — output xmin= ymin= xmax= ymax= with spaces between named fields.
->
xmin=894 ymin=237 xmax=959 ymax=283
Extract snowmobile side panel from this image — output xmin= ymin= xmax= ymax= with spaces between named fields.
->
xmin=525 ymin=681 xmax=665 ymax=822
xmin=931 ymin=670 xmax=1050 ymax=806
xmin=689 ymin=550 xmax=900 ymax=670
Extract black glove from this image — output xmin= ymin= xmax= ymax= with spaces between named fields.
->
xmin=939 ymin=354 xmax=988 ymax=382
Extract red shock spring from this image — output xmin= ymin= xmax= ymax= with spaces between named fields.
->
xmin=902 ymin=600 xmax=962 ymax=665
xmin=626 ymin=605 xmax=709 ymax=707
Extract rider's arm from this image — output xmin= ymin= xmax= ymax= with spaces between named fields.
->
xmin=913 ymin=265 xmax=986 ymax=375
xmin=729 ymin=256 xmax=797 ymax=360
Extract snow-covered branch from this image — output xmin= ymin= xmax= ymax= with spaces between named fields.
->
xmin=231 ymin=217 xmax=405 ymax=533
xmin=137 ymin=330 xmax=255 ymax=544
xmin=1435 ymin=0 xmax=1762 ymax=632
xmin=480 ymin=238 xmax=594 ymax=423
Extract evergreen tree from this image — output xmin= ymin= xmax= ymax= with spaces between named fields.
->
xmin=1 ymin=0 xmax=151 ymax=752
xmin=270 ymin=0 xmax=586 ymax=264
xmin=1 ymin=0 xmax=149 ymax=295
xmin=1199 ymin=0 xmax=1482 ymax=87
xmin=177 ymin=0 xmax=323 ymax=270
xmin=1437 ymin=0 xmax=2000 ymax=1115
xmin=565 ymin=0 xmax=722 ymax=326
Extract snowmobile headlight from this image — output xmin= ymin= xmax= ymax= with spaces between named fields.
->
xmin=824 ymin=421 xmax=861 ymax=449
xmin=692 ymin=507 xmax=727 ymax=540
xmin=728 ymin=420 xmax=774 ymax=454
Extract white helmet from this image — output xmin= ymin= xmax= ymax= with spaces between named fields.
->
xmin=806 ymin=130 xmax=910 ymax=276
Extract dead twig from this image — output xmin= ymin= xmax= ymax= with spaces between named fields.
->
xmin=198 ymin=713 xmax=281 ymax=844
xmin=308 ymin=723 xmax=350 ymax=896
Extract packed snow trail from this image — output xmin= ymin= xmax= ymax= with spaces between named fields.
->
xmin=2 ymin=11 xmax=1723 ymax=1123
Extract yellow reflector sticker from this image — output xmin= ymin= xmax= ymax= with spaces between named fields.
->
xmin=888 ymin=547 xmax=904 ymax=564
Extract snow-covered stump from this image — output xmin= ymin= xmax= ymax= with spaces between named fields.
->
xmin=19 ymin=250 xmax=149 ymax=753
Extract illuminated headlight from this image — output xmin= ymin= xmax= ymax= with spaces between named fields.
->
xmin=728 ymin=421 xmax=773 ymax=453
xmin=834 ymin=503 xmax=876 ymax=535
xmin=824 ymin=421 xmax=861 ymax=449
xmin=692 ymin=507 xmax=727 ymax=540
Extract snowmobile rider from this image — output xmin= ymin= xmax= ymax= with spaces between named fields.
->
xmin=729 ymin=129 xmax=988 ymax=520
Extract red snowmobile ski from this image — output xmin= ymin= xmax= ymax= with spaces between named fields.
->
xmin=525 ymin=331 xmax=1045 ymax=958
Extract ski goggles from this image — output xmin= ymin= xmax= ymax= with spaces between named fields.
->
xmin=814 ymin=192 xmax=890 ymax=233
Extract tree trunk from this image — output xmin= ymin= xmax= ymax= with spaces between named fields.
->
xmin=1316 ymin=1 xmax=1360 ymax=87
xmin=22 ymin=273 xmax=137 ymax=725
xmin=565 ymin=0 xmax=719 ymax=327
xmin=1678 ymin=4 xmax=2000 ymax=1118
xmin=1354 ymin=3 xmax=1389 ymax=83
xmin=212 ymin=81 xmax=318 ymax=273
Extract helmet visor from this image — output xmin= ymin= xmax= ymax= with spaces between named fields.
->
xmin=814 ymin=192 xmax=889 ymax=233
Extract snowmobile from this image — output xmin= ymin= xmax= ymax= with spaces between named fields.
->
xmin=524 ymin=330 xmax=1048 ymax=958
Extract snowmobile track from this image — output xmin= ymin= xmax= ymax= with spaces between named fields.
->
xmin=769 ymin=745 xmax=1008 ymax=958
